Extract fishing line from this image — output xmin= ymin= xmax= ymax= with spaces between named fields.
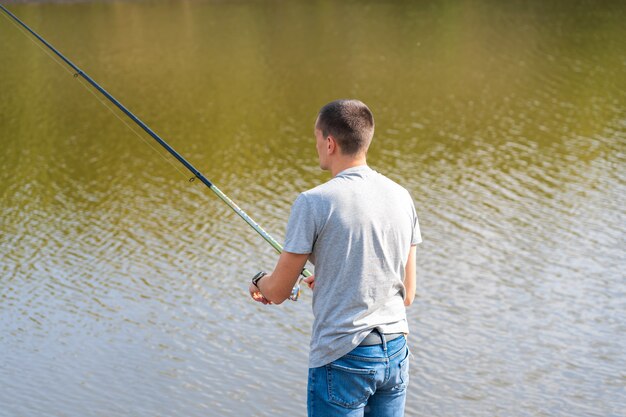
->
xmin=73 ymin=76 xmax=191 ymax=181
xmin=1 ymin=4 xmax=312 ymax=300
xmin=0 ymin=10 xmax=190 ymax=180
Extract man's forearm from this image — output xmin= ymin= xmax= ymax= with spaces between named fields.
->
xmin=257 ymin=273 xmax=291 ymax=304
xmin=256 ymin=251 xmax=310 ymax=304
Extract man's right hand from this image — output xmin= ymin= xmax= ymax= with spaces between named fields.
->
xmin=303 ymin=275 xmax=315 ymax=290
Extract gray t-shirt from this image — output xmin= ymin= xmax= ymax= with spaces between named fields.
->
xmin=283 ymin=165 xmax=421 ymax=368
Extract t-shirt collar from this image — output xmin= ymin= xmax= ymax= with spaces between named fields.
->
xmin=335 ymin=165 xmax=372 ymax=178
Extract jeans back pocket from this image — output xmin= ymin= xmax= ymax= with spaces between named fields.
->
xmin=326 ymin=362 xmax=377 ymax=409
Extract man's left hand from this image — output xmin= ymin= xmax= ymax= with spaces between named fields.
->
xmin=249 ymin=283 xmax=272 ymax=305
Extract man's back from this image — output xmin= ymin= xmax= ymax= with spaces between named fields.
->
xmin=284 ymin=165 xmax=420 ymax=368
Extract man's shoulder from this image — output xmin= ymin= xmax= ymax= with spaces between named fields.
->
xmin=375 ymin=172 xmax=412 ymax=196
xmin=301 ymin=178 xmax=338 ymax=198
xmin=291 ymin=183 xmax=329 ymax=211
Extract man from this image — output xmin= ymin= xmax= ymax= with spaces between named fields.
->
xmin=248 ymin=99 xmax=421 ymax=417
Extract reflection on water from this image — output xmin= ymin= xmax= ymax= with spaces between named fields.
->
xmin=1 ymin=1 xmax=624 ymax=416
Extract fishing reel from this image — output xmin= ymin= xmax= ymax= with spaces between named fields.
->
xmin=289 ymin=279 xmax=303 ymax=301
xmin=290 ymin=268 xmax=313 ymax=301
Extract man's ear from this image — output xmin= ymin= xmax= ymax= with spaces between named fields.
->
xmin=327 ymin=135 xmax=338 ymax=154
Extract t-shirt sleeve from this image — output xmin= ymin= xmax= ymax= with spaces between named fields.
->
xmin=410 ymin=198 xmax=422 ymax=246
xmin=283 ymin=193 xmax=317 ymax=254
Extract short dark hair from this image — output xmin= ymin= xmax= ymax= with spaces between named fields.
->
xmin=316 ymin=99 xmax=375 ymax=155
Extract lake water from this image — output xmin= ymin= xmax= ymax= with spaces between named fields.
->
xmin=1 ymin=1 xmax=624 ymax=416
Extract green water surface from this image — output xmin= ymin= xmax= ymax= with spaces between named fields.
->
xmin=1 ymin=1 xmax=624 ymax=416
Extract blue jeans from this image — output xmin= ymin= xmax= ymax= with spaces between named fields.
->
xmin=307 ymin=334 xmax=410 ymax=417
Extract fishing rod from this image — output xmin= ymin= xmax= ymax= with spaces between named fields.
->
xmin=0 ymin=4 xmax=311 ymax=301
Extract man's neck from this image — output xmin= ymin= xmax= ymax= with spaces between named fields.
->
xmin=330 ymin=156 xmax=368 ymax=177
